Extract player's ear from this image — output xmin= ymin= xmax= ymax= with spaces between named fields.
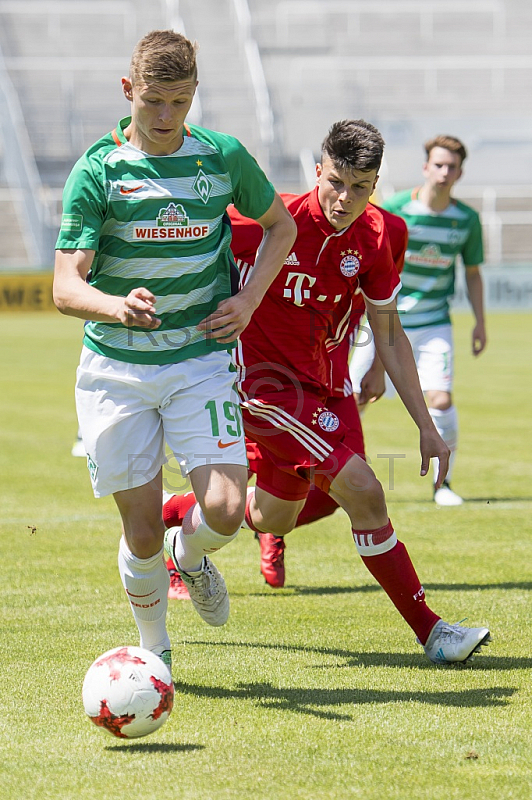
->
xmin=122 ymin=77 xmax=133 ymax=102
xmin=315 ymin=162 xmax=323 ymax=183
xmin=373 ymin=174 xmax=379 ymax=191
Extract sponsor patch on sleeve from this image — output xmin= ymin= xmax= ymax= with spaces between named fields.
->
xmin=61 ymin=213 xmax=83 ymax=232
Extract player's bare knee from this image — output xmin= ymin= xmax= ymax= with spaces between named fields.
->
xmin=260 ymin=519 xmax=294 ymax=536
xmin=263 ymin=514 xmax=297 ymax=536
xmin=366 ymin=476 xmax=387 ymax=515
xmin=427 ymin=390 xmax=452 ymax=410
xmin=332 ymin=463 xmax=387 ymax=522
xmin=334 ymin=458 xmax=383 ymax=498
xmin=202 ymin=498 xmax=246 ymax=535
xmin=430 ymin=398 xmax=452 ymax=411
xmin=125 ymin=523 xmax=165 ymax=559
xmin=350 ymin=472 xmax=385 ymax=509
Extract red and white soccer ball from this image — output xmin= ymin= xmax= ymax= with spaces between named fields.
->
xmin=82 ymin=646 xmax=174 ymax=739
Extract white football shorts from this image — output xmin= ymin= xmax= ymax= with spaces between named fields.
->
xmin=406 ymin=323 xmax=454 ymax=393
xmin=349 ymin=321 xmax=453 ymax=397
xmin=348 ymin=317 xmax=377 ymax=395
xmin=75 ymin=347 xmax=247 ymax=498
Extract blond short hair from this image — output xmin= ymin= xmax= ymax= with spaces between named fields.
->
xmin=129 ymin=30 xmax=197 ymax=85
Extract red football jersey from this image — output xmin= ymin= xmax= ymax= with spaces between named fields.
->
xmin=230 ymin=188 xmax=401 ymax=397
xmin=328 ymin=205 xmax=409 ymax=397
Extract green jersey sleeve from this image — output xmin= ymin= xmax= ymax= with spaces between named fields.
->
xmin=218 ymin=135 xmax=275 ymax=221
xmin=461 ymin=209 xmax=484 ymax=266
xmin=55 ymin=154 xmax=107 ymax=250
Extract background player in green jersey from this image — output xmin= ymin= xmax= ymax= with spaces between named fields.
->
xmin=382 ymin=135 xmax=487 ymax=506
xmin=53 ymin=30 xmax=296 ymax=670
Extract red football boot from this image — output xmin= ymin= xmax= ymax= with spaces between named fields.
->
xmin=256 ymin=533 xmax=286 ymax=588
xmin=166 ymin=557 xmax=190 ymax=600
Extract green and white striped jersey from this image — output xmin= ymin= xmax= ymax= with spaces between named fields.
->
xmin=56 ymin=117 xmax=275 ymax=364
xmin=382 ymin=188 xmax=484 ymax=328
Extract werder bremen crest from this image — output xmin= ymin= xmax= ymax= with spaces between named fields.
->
xmin=192 ymin=169 xmax=214 ymax=204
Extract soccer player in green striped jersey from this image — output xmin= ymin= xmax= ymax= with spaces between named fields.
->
xmin=382 ymin=135 xmax=487 ymax=507
xmin=53 ymin=30 xmax=296 ymax=667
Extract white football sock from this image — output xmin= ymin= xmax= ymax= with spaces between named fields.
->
xmin=429 ymin=405 xmax=458 ymax=483
xmin=167 ymin=504 xmax=240 ymax=573
xmin=118 ymin=536 xmax=170 ymax=654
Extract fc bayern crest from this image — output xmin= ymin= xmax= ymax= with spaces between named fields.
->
xmin=318 ymin=411 xmax=340 ymax=432
xmin=340 ymin=254 xmax=361 ymax=277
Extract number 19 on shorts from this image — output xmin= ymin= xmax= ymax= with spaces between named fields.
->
xmin=205 ymin=399 xmax=242 ymax=447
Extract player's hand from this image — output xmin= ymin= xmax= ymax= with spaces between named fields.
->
xmin=119 ymin=288 xmax=161 ymax=329
xmin=357 ymin=366 xmax=386 ymax=407
xmin=472 ymin=322 xmax=487 ymax=356
xmin=198 ymin=293 xmax=254 ymax=343
xmin=419 ymin=427 xmax=450 ymax=489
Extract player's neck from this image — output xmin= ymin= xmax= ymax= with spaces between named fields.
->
xmin=418 ymin=183 xmax=453 ymax=213
xmin=122 ymin=122 xmax=185 ymax=155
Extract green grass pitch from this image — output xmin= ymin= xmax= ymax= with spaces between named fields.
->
xmin=1 ymin=310 xmax=531 ymax=800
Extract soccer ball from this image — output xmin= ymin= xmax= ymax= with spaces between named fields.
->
xmin=82 ymin=646 xmax=174 ymax=739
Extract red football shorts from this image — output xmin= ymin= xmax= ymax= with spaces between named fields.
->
xmin=241 ymin=390 xmax=365 ymax=501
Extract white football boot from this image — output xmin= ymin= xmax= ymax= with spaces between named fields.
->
xmin=434 ymin=480 xmax=464 ymax=506
xmin=159 ymin=650 xmax=172 ymax=672
xmin=71 ymin=436 xmax=86 ymax=457
xmin=178 ymin=557 xmax=229 ymax=626
xmin=164 ymin=529 xmax=229 ymax=626
xmin=421 ymin=620 xmax=491 ymax=665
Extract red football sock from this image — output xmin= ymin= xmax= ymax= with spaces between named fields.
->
xmin=353 ymin=520 xmax=440 ymax=645
xmin=162 ymin=491 xmax=197 ymax=528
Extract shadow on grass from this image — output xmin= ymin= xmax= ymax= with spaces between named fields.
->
xmin=463 ymin=496 xmax=532 ymax=504
xmin=105 ymin=742 xmax=204 ymax=754
xmin=424 ymin=582 xmax=532 ymax=592
xmin=173 ymin=679 xmax=515 ymax=720
xmin=387 ymin=495 xmax=532 ymax=505
xmin=246 ymin=580 xmax=532 ymax=597
xmin=186 ymin=639 xmax=532 ymax=671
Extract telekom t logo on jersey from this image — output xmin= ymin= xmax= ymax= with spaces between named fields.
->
xmin=283 ymin=272 xmax=316 ymax=307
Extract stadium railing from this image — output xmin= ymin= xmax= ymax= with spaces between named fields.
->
xmin=0 ymin=44 xmax=52 ymax=267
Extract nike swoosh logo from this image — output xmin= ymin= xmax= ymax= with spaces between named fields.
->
xmin=217 ymin=440 xmax=238 ymax=449
xmin=119 ymin=185 xmax=144 ymax=194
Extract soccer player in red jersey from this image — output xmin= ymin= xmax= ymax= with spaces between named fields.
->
xmin=245 ymin=204 xmax=409 ymax=586
xmin=165 ymin=120 xmax=490 ymax=664
xmin=164 ymin=205 xmax=406 ymax=591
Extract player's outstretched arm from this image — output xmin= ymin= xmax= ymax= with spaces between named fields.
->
xmin=198 ymin=193 xmax=296 ymax=343
xmin=53 ymin=248 xmax=161 ymax=329
xmin=367 ymin=298 xmax=450 ymax=487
